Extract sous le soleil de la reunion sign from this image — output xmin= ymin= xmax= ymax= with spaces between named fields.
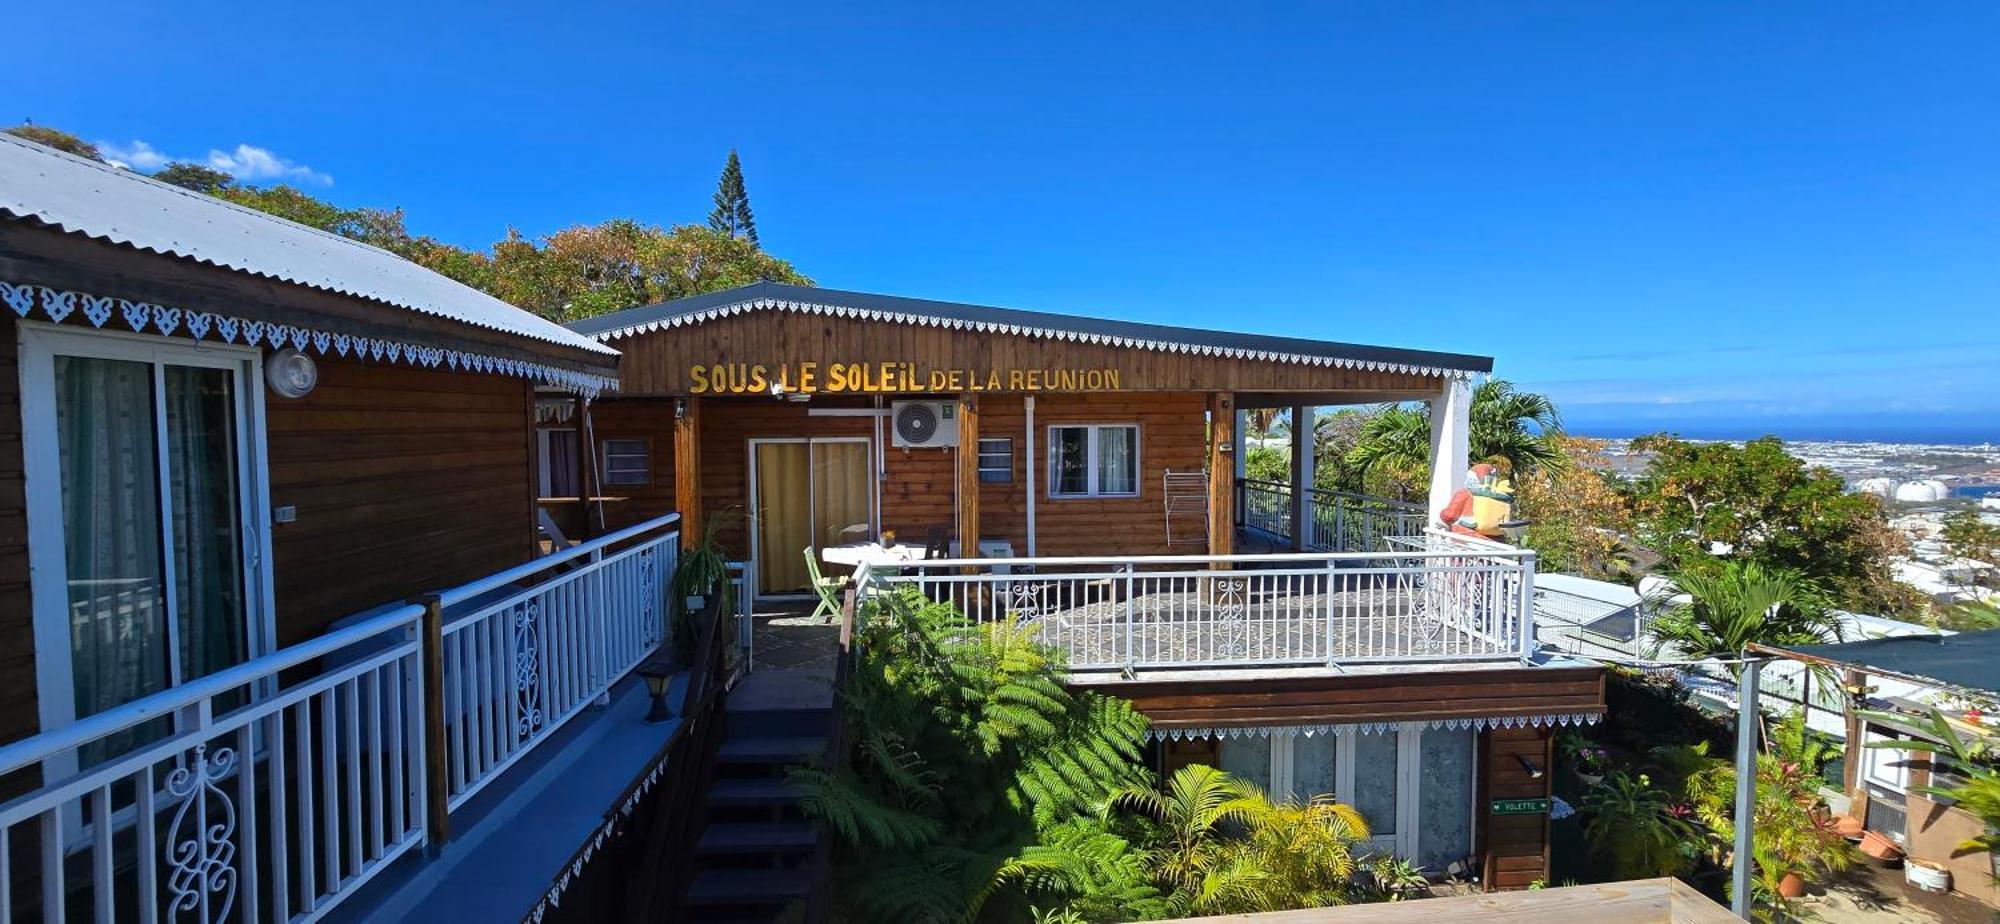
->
xmin=688 ymin=362 xmax=1123 ymax=395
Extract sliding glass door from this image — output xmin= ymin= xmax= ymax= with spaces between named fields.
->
xmin=749 ymin=437 xmax=874 ymax=596
xmin=22 ymin=326 xmax=270 ymax=760
xmin=1215 ymin=724 xmax=1480 ymax=870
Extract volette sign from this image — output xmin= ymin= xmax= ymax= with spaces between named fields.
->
xmin=687 ymin=362 xmax=1123 ymax=395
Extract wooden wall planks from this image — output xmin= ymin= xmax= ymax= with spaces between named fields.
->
xmin=266 ymin=357 xmax=539 ymax=647
xmin=608 ymin=310 xmax=1448 ymax=396
xmin=0 ymin=312 xmax=543 ymax=744
xmin=579 ymin=392 xmax=1211 ymax=562
xmin=0 ymin=314 xmax=34 ymax=746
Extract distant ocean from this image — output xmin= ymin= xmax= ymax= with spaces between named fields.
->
xmin=1956 ymin=485 xmax=2000 ymax=500
xmin=1569 ymin=418 xmax=2000 ymax=447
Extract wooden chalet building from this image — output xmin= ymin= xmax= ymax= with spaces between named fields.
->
xmin=567 ymin=282 xmax=1608 ymax=889
xmin=0 ymin=135 xmax=710 ymax=923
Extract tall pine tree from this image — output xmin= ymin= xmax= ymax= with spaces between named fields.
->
xmin=706 ymin=149 xmax=758 ymax=247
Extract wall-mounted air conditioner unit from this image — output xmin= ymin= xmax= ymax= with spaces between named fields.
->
xmin=891 ymin=400 xmax=959 ymax=448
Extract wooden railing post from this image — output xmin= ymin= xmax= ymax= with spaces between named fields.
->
xmin=418 ymin=593 xmax=451 ymax=849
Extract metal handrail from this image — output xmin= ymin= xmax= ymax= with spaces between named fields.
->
xmin=1237 ymin=477 xmax=1426 ymax=512
xmin=0 ymin=603 xmax=425 ymax=775
xmin=435 ymin=512 xmax=680 ymax=608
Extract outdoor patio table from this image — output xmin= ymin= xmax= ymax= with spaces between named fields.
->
xmin=821 ymin=540 xmax=926 ymax=569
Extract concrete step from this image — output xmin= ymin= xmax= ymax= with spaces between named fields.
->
xmin=715 ymin=736 xmax=826 ymax=767
xmin=696 ymin=821 xmax=818 ymax=856
xmin=684 ymin=867 xmax=813 ymax=907
xmin=726 ymin=707 xmax=834 ymax=738
xmin=706 ymin=777 xmax=808 ymax=807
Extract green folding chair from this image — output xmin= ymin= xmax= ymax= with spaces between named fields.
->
xmin=804 ymin=547 xmax=844 ymax=623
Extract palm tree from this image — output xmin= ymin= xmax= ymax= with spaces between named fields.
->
xmin=1644 ymin=560 xmax=1841 ymax=670
xmin=1344 ymin=379 xmax=1564 ymax=495
xmin=1113 ymin=764 xmax=1370 ymax=915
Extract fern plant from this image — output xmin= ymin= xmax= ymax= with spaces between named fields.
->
xmin=794 ymin=588 xmax=1152 ymax=923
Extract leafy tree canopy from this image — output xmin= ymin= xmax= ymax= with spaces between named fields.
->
xmin=1627 ymin=435 xmax=1908 ymax=612
xmin=4 ymin=124 xmax=102 ymax=160
xmin=152 ymin=161 xmax=234 ymax=192
xmin=7 ymin=123 xmax=807 ymax=323
xmin=1517 ymin=435 xmax=1639 ymax=580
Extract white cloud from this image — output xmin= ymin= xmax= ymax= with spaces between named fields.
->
xmin=99 ymin=139 xmax=171 ymax=171
xmin=94 ymin=138 xmax=333 ymax=186
xmin=204 ymin=144 xmax=332 ymax=186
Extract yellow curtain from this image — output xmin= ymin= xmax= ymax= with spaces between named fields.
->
xmin=755 ymin=443 xmax=812 ymax=594
xmin=814 ymin=441 xmax=872 ymax=548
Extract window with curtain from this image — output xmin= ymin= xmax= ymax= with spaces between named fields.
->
xmin=538 ymin=428 xmax=580 ymax=497
xmin=1416 ymin=728 xmax=1475 ymax=870
xmin=1047 ymin=424 xmax=1140 ymax=498
xmin=49 ymin=352 xmax=251 ymax=764
xmin=1351 ymin=729 xmax=1400 ymax=836
xmin=1219 ymin=735 xmax=1273 ymax=794
xmin=1289 ymin=731 xmax=1339 ymax=803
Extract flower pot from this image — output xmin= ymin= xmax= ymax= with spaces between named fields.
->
xmin=1575 ymin=770 xmax=1605 ymax=787
xmin=1832 ymin=814 xmax=1864 ymax=839
xmin=1859 ymin=831 xmax=1904 ymax=867
xmin=1777 ymin=871 xmax=1807 ymax=898
xmin=1905 ymin=859 xmax=1951 ymax=894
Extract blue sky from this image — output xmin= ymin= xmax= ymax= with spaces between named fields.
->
xmin=11 ymin=2 xmax=1998 ymax=442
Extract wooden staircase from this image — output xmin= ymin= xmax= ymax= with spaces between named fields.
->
xmin=683 ymin=679 xmax=835 ymax=923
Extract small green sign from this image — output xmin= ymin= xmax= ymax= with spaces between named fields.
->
xmin=1490 ymin=798 xmax=1550 ymax=816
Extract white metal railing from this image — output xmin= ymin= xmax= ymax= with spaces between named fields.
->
xmin=864 ymin=536 xmax=1536 ymax=671
xmin=0 ymin=606 xmax=428 ymax=924
xmin=0 ymin=514 xmax=679 ymax=923
xmin=1238 ymin=479 xmax=1428 ymax=553
xmin=434 ymin=516 xmax=678 ymax=811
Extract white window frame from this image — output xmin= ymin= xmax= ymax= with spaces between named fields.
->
xmin=1862 ymin=728 xmax=1909 ymax=792
xmin=1241 ymin=722 xmax=1480 ymax=867
xmin=600 ymin=437 xmax=650 ymax=486
xmin=18 ymin=322 xmax=277 ymax=744
xmin=1045 ymin=423 xmax=1141 ymax=499
xmin=976 ymin=437 xmax=1013 ymax=484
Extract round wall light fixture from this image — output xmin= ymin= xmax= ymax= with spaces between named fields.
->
xmin=266 ymin=348 xmax=319 ymax=398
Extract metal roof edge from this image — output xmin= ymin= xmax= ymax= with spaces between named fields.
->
xmin=565 ymin=282 xmax=1492 ymax=380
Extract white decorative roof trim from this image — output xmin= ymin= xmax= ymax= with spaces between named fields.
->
xmin=588 ymin=297 xmax=1479 ymax=381
xmin=1146 ymin=711 xmax=1602 ymax=742
xmin=2 ymin=280 xmax=618 ymax=398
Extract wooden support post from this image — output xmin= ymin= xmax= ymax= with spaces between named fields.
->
xmin=956 ymin=393 xmax=981 ymax=573
xmin=418 ymin=593 xmax=451 ymax=849
xmin=674 ymin=396 xmax=703 ymax=550
xmin=1208 ymin=393 xmax=1235 ymax=561
xmin=574 ymin=394 xmax=595 ymax=538
xmin=1290 ymin=403 xmax=1314 ymax=551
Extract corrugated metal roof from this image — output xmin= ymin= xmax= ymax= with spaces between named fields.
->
xmin=565 ymin=282 xmax=1494 ymax=378
xmin=0 ymin=134 xmax=615 ymax=358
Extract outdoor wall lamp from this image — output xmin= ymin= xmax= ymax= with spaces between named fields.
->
xmin=1515 ymin=755 xmax=1544 ymax=779
xmin=636 ymin=656 xmax=674 ymax=723
xmin=673 ymin=397 xmax=687 ymax=420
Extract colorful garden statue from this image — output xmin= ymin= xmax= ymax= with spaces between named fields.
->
xmin=1438 ymin=460 xmax=1515 ymax=538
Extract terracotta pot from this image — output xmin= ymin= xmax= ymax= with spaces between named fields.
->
xmin=1832 ymin=814 xmax=1865 ymax=838
xmin=1859 ymin=831 xmax=1904 ymax=866
xmin=1777 ymin=871 xmax=1807 ymax=898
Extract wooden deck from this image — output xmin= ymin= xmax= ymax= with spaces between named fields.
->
xmin=1154 ymin=878 xmax=1735 ymax=923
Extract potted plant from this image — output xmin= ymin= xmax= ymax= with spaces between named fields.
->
xmin=1561 ymin=732 xmax=1611 ymax=785
xmin=1367 ymin=856 xmax=1429 ymax=901
xmin=670 ymin=516 xmax=733 ymax=662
